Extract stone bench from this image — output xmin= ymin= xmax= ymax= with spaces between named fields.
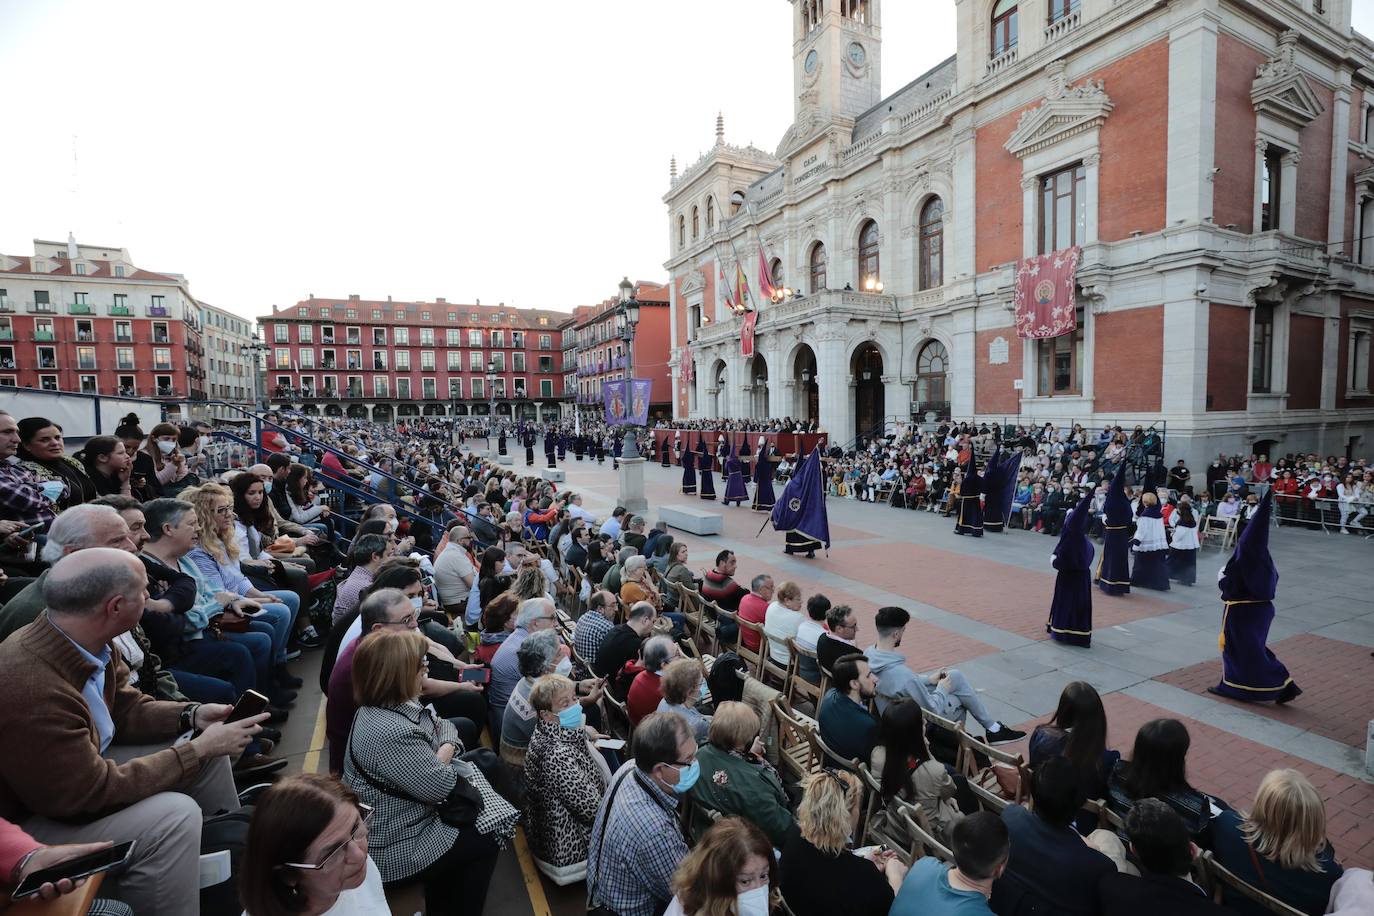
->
xmin=540 ymin=467 xmax=565 ymax=483
xmin=496 ymin=453 xmax=513 ymax=465
xmin=659 ymin=504 xmax=723 ymax=536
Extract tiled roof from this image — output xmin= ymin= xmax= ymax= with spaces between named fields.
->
xmin=0 ymin=254 xmax=177 ymax=282
xmin=264 ymin=298 xmax=572 ymax=329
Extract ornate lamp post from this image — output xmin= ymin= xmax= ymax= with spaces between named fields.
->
xmin=486 ymin=360 xmax=498 ymax=425
xmin=239 ymin=333 xmax=267 ymax=412
xmin=618 ymin=276 xmax=641 ymax=459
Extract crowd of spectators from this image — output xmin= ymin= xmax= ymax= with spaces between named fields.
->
xmin=653 ymin=417 xmax=822 ymax=434
xmin=0 ymin=404 xmax=1368 ymax=916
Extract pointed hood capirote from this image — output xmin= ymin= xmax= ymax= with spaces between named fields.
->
xmin=1053 ymin=493 xmax=1096 ymax=571
xmin=1219 ymin=489 xmax=1277 ymax=603
xmin=1103 ymin=461 xmax=1131 ymax=526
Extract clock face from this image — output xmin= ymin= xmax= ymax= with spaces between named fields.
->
xmin=804 ymin=50 xmax=818 ymax=74
xmin=848 ymin=41 xmax=866 ymax=67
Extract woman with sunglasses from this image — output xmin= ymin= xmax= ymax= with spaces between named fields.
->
xmin=240 ymin=773 xmax=387 ymax=915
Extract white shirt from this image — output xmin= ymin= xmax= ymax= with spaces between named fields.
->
xmin=763 ymin=600 xmax=803 ymax=666
xmin=433 ymin=543 xmax=476 ymax=607
xmin=795 ymin=618 xmax=826 ymax=653
xmin=244 ymin=857 xmax=389 ymax=916
xmin=567 ymin=503 xmax=597 ymax=525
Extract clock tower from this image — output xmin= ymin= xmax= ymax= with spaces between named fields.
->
xmin=790 ymin=0 xmax=882 ymax=131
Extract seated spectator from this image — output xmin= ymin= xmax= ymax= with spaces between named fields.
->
xmin=657 ymin=657 xmax=712 ymax=743
xmin=523 ymin=674 xmax=610 ymax=885
xmin=815 ymin=603 xmax=859 ymax=676
xmin=873 ymin=699 xmax=966 ymax=846
xmin=689 ymin=701 xmax=797 ymax=849
xmin=619 ymin=555 xmax=665 ymax=614
xmin=1326 ymin=869 xmax=1374 ymax=915
xmin=500 ymin=629 xmax=568 ymax=762
xmin=601 ymin=546 xmax=638 ymax=596
xmin=866 ymin=606 xmax=1023 ymax=744
xmin=1030 ymin=681 xmax=1120 ymax=826
xmin=565 ymin=525 xmax=592 ymax=573
xmin=700 ymin=549 xmax=749 ymax=612
xmin=474 ymin=591 xmax=518 ymax=666
xmin=18 ymin=417 xmax=100 ymax=509
xmin=1108 ymin=718 xmax=1222 ymax=843
xmin=239 ymin=773 xmax=388 ymax=915
xmin=890 ymin=811 xmax=1010 ymax=916
xmin=780 ymin=770 xmax=905 ymax=916
xmin=433 ymin=523 xmax=478 ymax=620
xmin=333 ymin=534 xmax=390 ymax=624
xmin=627 ymin=635 xmax=681 ymax=726
xmin=594 ymin=600 xmax=656 ymax=694
xmin=817 ymin=653 xmax=881 ymax=765
xmin=992 ymin=757 xmax=1119 ymax=916
xmin=643 ymin=520 xmax=670 ymax=560
xmin=342 ymin=628 xmax=518 ymax=914
xmin=489 ymin=596 xmax=560 ymax=733
xmin=794 ymin=593 xmax=831 ymax=684
xmin=659 ymin=541 xmax=697 ymax=609
xmin=0 ymin=410 xmax=56 ymax=535
xmin=0 ymin=548 xmax=263 ymax=916
xmin=763 ymin=579 xmax=804 ymax=668
xmin=598 ymin=506 xmax=626 ymax=543
xmin=587 ymin=712 xmax=695 ymax=916
xmin=665 ymin=816 xmax=777 ymax=916
xmin=130 ymin=422 xmax=189 ymax=500
xmin=1211 ymin=769 xmax=1343 ymax=916
xmin=573 ymin=589 xmax=617 ymax=676
xmin=737 ymin=574 xmax=773 ymax=653
xmin=622 ymin=515 xmax=648 ymax=552
xmin=1099 ymin=798 xmax=1240 ymax=916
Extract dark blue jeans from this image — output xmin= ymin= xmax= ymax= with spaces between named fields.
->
xmin=172 ymin=637 xmax=258 ymax=696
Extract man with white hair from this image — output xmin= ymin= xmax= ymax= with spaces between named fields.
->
xmin=488 ymin=596 xmax=559 ymax=738
xmin=626 ymin=635 xmax=681 ymax=726
xmin=0 ymin=504 xmax=134 ymax=641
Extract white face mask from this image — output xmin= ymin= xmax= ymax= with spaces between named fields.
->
xmin=737 ymin=884 xmax=770 ymax=916
xmin=156 ymin=439 xmax=176 ymax=455
xmin=554 ymin=656 xmax=573 ymax=677
xmin=410 ymin=596 xmax=424 ymax=611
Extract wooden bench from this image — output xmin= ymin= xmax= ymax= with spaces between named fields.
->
xmin=658 ymin=504 xmax=723 ymax=536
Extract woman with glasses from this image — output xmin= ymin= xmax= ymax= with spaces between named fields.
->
xmin=182 ymin=484 xmax=302 ymax=693
xmin=666 ymin=817 xmax=778 ymax=916
xmin=343 ymin=628 xmax=517 ymax=916
xmin=240 ymin=774 xmax=386 ymax=916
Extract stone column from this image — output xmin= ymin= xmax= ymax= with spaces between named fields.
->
xmin=1083 ymin=153 xmax=1102 ymax=245
xmin=951 ymin=309 xmax=978 ymax=416
xmin=1021 ymin=176 xmax=1039 ymax=258
xmin=1252 ymin=139 xmax=1269 ymax=231
xmin=1328 ymin=81 xmax=1353 ymax=255
xmin=882 ymin=374 xmax=906 ymax=431
xmin=949 ymin=121 xmax=978 ymax=281
xmin=815 ymin=326 xmax=849 ymax=441
xmin=1165 ymin=10 xmax=1218 ymax=225
xmin=1159 ymin=268 xmax=1211 ymax=416
xmin=1279 ymin=150 xmax=1300 ymax=235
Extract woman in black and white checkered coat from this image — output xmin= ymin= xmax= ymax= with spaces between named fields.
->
xmin=342 ymin=626 xmax=517 ymax=916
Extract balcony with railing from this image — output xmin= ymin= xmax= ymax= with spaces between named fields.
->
xmin=0 ymin=329 xmax=13 ymax=342
xmin=78 ymin=358 xmax=97 ymax=371
xmin=33 ymin=330 xmax=55 ymax=342
xmin=70 ymin=302 xmax=94 ymax=315
xmin=148 ymin=305 xmax=169 ymax=317
xmin=153 ymin=361 xmax=174 ymax=371
xmin=116 ymin=359 xmax=135 ymax=370
xmin=27 ymin=302 xmax=55 ymax=314
xmin=1044 ymin=9 xmax=1080 ymax=43
xmin=154 ymin=385 xmax=178 ymax=397
xmin=109 ymin=304 xmax=132 ymax=316
xmin=986 ymin=45 xmax=1018 ymax=75
xmin=0 ymin=298 xmax=12 ymax=313
xmin=37 ymin=356 xmax=57 ymax=369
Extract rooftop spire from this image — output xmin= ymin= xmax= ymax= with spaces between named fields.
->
xmin=670 ymin=155 xmax=678 ymax=182
xmin=715 ymin=112 xmax=725 ymax=146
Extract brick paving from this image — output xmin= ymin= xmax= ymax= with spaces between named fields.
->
xmin=1157 ymin=633 xmax=1374 ymax=749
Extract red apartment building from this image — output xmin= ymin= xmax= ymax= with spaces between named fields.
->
xmin=0 ymin=238 xmax=206 ymax=407
xmin=571 ymin=281 xmax=672 ymax=419
xmin=259 ymin=296 xmax=567 ymax=422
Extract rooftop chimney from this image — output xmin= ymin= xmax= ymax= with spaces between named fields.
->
xmin=436 ymin=297 xmax=446 ymax=304
xmin=66 ymin=232 xmax=78 ymax=261
xmin=348 ymin=294 xmax=360 ymax=301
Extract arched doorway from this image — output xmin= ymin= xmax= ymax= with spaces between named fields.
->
xmin=710 ymin=361 xmax=727 ymax=418
xmin=750 ymin=354 xmax=768 ymax=418
xmin=302 ymin=404 xmax=320 ymax=416
xmin=914 ymin=339 xmax=950 ymax=420
xmin=852 ymin=343 xmax=884 ymax=437
xmin=793 ymin=346 xmax=818 ymax=424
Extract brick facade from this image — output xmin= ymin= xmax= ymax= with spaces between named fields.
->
xmin=1092 ymin=306 xmax=1163 ymax=413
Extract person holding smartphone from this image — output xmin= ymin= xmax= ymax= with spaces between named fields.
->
xmin=1 ymin=820 xmax=130 ymax=911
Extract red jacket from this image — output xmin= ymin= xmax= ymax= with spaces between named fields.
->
xmin=738 ymin=593 xmax=768 ymax=652
xmin=626 ymin=670 xmax=664 ymax=726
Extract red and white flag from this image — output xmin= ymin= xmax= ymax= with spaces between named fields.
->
xmin=741 ymin=311 xmax=758 ymax=357
xmin=1014 ymin=246 xmax=1081 ymax=339
xmin=758 ymin=247 xmax=776 ymax=300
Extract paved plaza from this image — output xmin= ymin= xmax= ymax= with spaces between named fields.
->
xmin=555 ymin=454 xmax=1374 ymax=869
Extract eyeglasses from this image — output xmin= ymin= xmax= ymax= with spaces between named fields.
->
xmin=382 ymin=613 xmax=417 ymax=628
xmin=214 ymin=506 xmax=234 ymax=516
xmin=282 ymin=804 xmax=373 ymax=871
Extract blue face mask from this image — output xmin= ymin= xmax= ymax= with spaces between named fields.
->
xmin=699 ymin=679 xmax=710 ymax=701
xmin=39 ymin=480 xmax=66 ymax=503
xmin=557 ymin=704 xmax=585 ymax=731
xmin=669 ymin=759 xmax=700 ymax=793
xmin=263 ymin=480 xmax=272 ymax=494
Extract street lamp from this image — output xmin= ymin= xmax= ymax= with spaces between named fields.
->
xmin=618 ymin=277 xmax=641 ymax=459
xmin=486 ymin=360 xmax=498 ymax=429
xmin=239 ymin=333 xmax=267 ymax=412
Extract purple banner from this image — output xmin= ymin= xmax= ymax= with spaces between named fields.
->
xmin=604 ymin=378 xmax=651 ymax=427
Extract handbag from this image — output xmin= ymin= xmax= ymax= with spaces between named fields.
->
xmin=348 ymin=731 xmax=483 ymax=828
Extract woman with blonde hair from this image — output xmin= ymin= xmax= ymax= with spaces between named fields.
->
xmin=509 ymin=565 xmax=551 ymax=602
xmin=183 ymin=484 xmax=301 ymax=689
xmin=779 ymin=770 xmax=906 ymax=916
xmin=1211 ymin=769 xmax=1342 ymax=915
xmin=665 ymin=816 xmax=778 ymax=916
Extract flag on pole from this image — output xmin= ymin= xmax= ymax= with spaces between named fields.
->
xmin=758 ymin=247 xmax=776 ymax=300
xmin=735 ymin=263 xmax=750 ymax=312
xmin=719 ymin=264 xmax=736 ymax=311
xmin=741 ymin=311 xmax=758 ymax=357
xmin=770 ymin=446 xmax=830 ymax=549
xmin=682 ymin=346 xmax=694 ymax=383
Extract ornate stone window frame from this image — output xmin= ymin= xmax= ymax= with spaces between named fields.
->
xmin=1249 ymin=31 xmax=1326 ymax=236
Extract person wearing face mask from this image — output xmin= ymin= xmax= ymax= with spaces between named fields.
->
xmin=523 ymin=674 xmax=611 ymax=885
xmin=16 ymin=417 xmax=98 ymax=510
xmin=665 ymin=817 xmax=779 ymax=916
xmin=656 ymin=658 xmax=712 ymax=743
xmin=500 ymin=630 xmax=604 ymax=765
xmin=130 ymin=422 xmax=189 ymax=500
xmin=687 ymin=701 xmax=797 ymax=849
xmin=587 ymin=713 xmax=695 ymax=916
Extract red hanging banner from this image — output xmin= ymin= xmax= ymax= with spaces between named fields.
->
xmin=1014 ymin=246 xmax=1081 ymax=340
xmin=741 ymin=311 xmax=758 ymax=357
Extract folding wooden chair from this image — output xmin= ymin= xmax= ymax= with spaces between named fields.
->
xmin=1196 ymin=850 xmax=1306 ymax=916
xmin=1079 ymin=797 xmax=1126 ymax=833
xmin=672 ymin=580 xmax=703 ymax=646
xmin=921 ymin=708 xmax=967 ymax=771
xmin=855 ymin=763 xmax=903 ymax=851
xmin=784 ymin=638 xmax=824 ymax=711
xmin=811 ymin=726 xmax=861 ymax=773
xmin=957 ymin=729 xmax=1029 ymax=810
xmin=759 ymin=632 xmax=791 ymax=692
xmin=707 ymin=601 xmax=736 ymax=655
xmin=894 ymin=798 xmax=954 ymax=863
xmin=600 ymin=691 xmax=634 ymax=744
xmin=733 ymin=616 xmax=766 ymax=678
xmin=770 ymin=697 xmax=822 ymax=784
xmin=695 ymin=595 xmax=721 ymax=656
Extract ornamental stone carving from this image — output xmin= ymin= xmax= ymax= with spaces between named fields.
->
xmin=1005 ymin=66 xmax=1114 ymax=159
xmin=1251 ymin=31 xmax=1325 ymax=130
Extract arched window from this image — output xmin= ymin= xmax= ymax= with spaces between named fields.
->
xmin=678 ymin=216 xmax=686 ymax=249
xmin=706 ymin=197 xmax=715 ymax=231
xmin=919 ymin=197 xmax=944 ymax=290
xmin=915 ymin=340 xmax=949 ymax=406
xmin=769 ymin=258 xmax=784 ymax=291
xmin=809 ymin=242 xmax=827 ymax=294
xmin=692 ymin=206 xmax=700 ymax=239
xmin=730 ymin=190 xmax=746 ymax=216
xmin=991 ymin=0 xmax=1018 ymax=57
xmin=858 ymin=220 xmax=880 ymax=289
xmin=1048 ymin=0 xmax=1078 ymax=24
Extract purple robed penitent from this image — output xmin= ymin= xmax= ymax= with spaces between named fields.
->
xmin=696 ymin=439 xmax=716 ymax=500
xmin=771 ymin=447 xmax=830 ymax=555
xmin=954 ymin=458 xmax=984 ymax=537
xmin=1095 ymin=463 xmax=1131 ymax=595
xmin=1048 ymin=493 xmax=1096 ymax=647
xmin=681 ymin=446 xmax=697 ymax=495
xmin=981 ymin=448 xmax=1023 ymax=533
xmin=1213 ymin=491 xmax=1300 ymax=703
xmin=751 ymin=440 xmax=775 ymax=512
xmin=722 ymin=443 xmax=749 ymax=505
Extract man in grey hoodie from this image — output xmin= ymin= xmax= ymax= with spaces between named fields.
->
xmin=866 ymin=605 xmax=1025 ymax=745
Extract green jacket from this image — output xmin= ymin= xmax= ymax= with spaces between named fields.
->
xmin=689 ymin=742 xmax=798 ymax=848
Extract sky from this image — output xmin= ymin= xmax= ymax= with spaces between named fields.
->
xmin=0 ymin=0 xmax=957 ymax=323
xmin=3 ymin=3 xmax=1371 ymax=325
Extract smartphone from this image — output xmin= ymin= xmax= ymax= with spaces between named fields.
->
xmin=594 ymin=738 xmax=626 ymax=751
xmin=11 ymin=841 xmax=137 ymax=899
xmin=459 ymin=667 xmax=491 ymax=684
xmin=13 ymin=522 xmax=42 ymax=540
xmin=225 ymin=689 xmax=271 ymax=724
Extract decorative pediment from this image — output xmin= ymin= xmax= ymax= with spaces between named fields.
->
xmin=1251 ymin=31 xmax=1325 ymax=130
xmin=679 ymin=268 xmax=707 ymax=296
xmin=1004 ymin=64 xmax=1113 ymax=159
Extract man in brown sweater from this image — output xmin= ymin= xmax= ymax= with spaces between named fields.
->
xmin=0 ymin=548 xmax=266 ymax=915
